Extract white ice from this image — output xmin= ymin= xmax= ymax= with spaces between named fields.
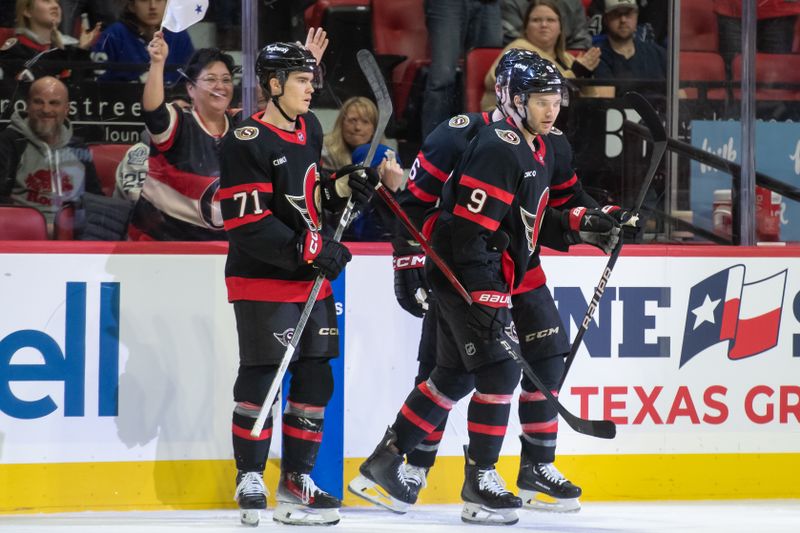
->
xmin=1 ymin=501 xmax=799 ymax=533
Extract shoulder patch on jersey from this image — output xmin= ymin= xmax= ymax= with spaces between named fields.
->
xmin=234 ymin=126 xmax=259 ymax=141
xmin=1 ymin=37 xmax=17 ymax=51
xmin=550 ymin=127 xmax=563 ymax=136
xmin=448 ymin=114 xmax=470 ymax=128
xmin=496 ymin=129 xmax=520 ymax=145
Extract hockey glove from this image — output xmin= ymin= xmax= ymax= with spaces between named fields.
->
xmin=393 ymin=243 xmax=429 ymax=317
xmin=602 ymin=205 xmax=642 ymax=241
xmin=325 ymin=164 xmax=380 ymax=211
xmin=298 ymin=230 xmax=352 ymax=280
xmin=563 ymin=207 xmax=621 ymax=254
xmin=467 ymin=289 xmax=511 ymax=342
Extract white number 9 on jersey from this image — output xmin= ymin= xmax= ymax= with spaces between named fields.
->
xmin=467 ymin=188 xmax=488 ymax=214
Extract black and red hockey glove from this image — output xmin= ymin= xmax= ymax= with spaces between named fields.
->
xmin=602 ymin=205 xmax=642 ymax=241
xmin=467 ymin=288 xmax=510 ymax=342
xmin=562 ymin=206 xmax=621 ymax=254
xmin=298 ymin=230 xmax=352 ymax=280
xmin=392 ymin=243 xmax=429 ymax=318
xmin=322 ymin=164 xmax=380 ymax=212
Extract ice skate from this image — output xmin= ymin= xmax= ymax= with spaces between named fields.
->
xmin=348 ymin=427 xmax=420 ymax=513
xmin=460 ymin=446 xmax=522 ymax=525
xmin=234 ymin=471 xmax=267 ymax=527
xmin=517 ymin=455 xmax=582 ymax=513
xmin=404 ymin=464 xmax=429 ymax=490
xmin=273 ymin=471 xmax=341 ymax=526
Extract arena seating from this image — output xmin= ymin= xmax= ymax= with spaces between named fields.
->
xmin=0 ymin=206 xmax=48 ymax=240
xmin=680 ymin=51 xmax=727 ymax=100
xmin=680 ymin=0 xmax=718 ymax=51
xmin=464 ymin=47 xmax=501 ymax=113
xmin=54 ymin=205 xmax=75 ymax=240
xmin=732 ymin=53 xmax=800 ymax=101
xmin=89 ymin=143 xmax=131 ymax=196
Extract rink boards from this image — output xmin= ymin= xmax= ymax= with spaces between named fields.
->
xmin=0 ymin=242 xmax=798 ymax=512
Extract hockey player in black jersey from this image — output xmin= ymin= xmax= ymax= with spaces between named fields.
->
xmin=352 ymin=53 xmax=622 ymax=525
xmin=218 ymin=42 xmax=377 ymax=527
xmin=353 ymin=50 xmax=633 ymax=516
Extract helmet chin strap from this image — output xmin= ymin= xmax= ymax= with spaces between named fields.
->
xmin=513 ymin=96 xmax=537 ymax=137
xmin=267 ymin=74 xmax=299 ymax=123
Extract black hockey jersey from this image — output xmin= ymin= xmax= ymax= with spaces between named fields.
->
xmin=434 ymin=117 xmax=563 ymax=293
xmin=219 ymin=111 xmax=332 ymax=303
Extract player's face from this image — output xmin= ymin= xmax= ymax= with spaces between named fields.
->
xmin=131 ymin=0 xmax=166 ymax=29
xmin=281 ymin=71 xmax=315 ymax=117
xmin=188 ymin=61 xmax=234 ymax=115
xmin=524 ymin=93 xmax=561 ymax=135
xmin=605 ymin=8 xmax=638 ymax=41
xmin=25 ymin=0 xmax=62 ymax=29
xmin=341 ymin=107 xmax=374 ymax=148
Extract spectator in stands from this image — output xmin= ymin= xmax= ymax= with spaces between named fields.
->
xmin=322 ymin=96 xmax=379 ymax=170
xmin=0 ymin=76 xmax=102 ymax=231
xmin=0 ymin=0 xmax=101 ymax=80
xmin=502 ymin=0 xmax=592 ymax=49
xmin=322 ymin=95 xmax=405 ymax=241
xmin=1 ymin=0 xmax=16 ymax=27
xmin=422 ymin=0 xmax=502 ymax=137
xmin=59 ymin=0 xmax=123 ymax=37
xmin=128 ymin=35 xmax=235 ymax=241
xmin=92 ymin=0 xmax=195 ymax=83
xmin=587 ymin=0 xmax=667 ymax=45
xmin=714 ymin=0 xmax=800 ymax=62
xmin=483 ymin=0 xmax=603 ymax=109
xmin=593 ymin=0 xmax=666 ymax=95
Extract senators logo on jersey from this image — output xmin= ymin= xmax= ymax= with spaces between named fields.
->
xmin=496 ymin=129 xmax=520 ymax=145
xmin=448 ymin=115 xmax=471 ymax=128
xmin=286 ymin=163 xmax=322 ymax=231
xmin=520 ymin=188 xmax=550 ymax=253
xmin=234 ymin=126 xmax=259 ymax=140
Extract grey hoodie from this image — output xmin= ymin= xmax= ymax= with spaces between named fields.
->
xmin=0 ymin=110 xmax=101 ymax=223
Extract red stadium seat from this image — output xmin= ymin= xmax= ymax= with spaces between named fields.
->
xmin=371 ymin=0 xmax=429 ymax=120
xmin=732 ymin=53 xmax=800 ymax=101
xmin=304 ymin=0 xmax=368 ymax=29
xmin=464 ymin=47 xmax=502 ymax=112
xmin=54 ymin=205 xmax=75 ymax=240
xmin=88 ymin=144 xmax=131 ymax=196
xmin=0 ymin=206 xmax=48 ymax=240
xmin=680 ymin=51 xmax=727 ymax=100
xmin=680 ymin=0 xmax=718 ymax=51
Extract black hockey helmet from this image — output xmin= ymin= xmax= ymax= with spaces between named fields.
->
xmin=506 ymin=54 xmax=569 ymax=107
xmin=255 ymin=42 xmax=322 ymax=93
xmin=495 ymin=48 xmax=539 ymax=87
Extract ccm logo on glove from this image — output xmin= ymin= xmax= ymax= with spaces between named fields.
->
xmin=471 ymin=290 xmax=511 ymax=308
xmin=303 ymin=231 xmax=322 ymax=262
xmin=393 ymin=254 xmax=426 ymax=270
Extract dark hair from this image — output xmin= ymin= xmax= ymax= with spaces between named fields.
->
xmin=183 ymin=48 xmax=235 ymax=84
xmin=523 ymin=0 xmax=567 ymax=58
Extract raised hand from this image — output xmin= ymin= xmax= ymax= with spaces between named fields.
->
xmin=304 ymin=27 xmax=329 ymax=65
xmin=147 ymin=31 xmax=169 ymax=64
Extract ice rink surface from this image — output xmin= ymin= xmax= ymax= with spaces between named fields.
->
xmin=2 ymin=501 xmax=799 ymax=533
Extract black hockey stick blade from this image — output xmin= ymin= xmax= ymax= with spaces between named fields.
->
xmin=357 ymin=49 xmax=393 ymax=168
xmin=623 ymin=91 xmax=668 ymax=214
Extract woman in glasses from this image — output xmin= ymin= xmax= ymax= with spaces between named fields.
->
xmin=128 ymin=33 xmax=235 ymax=241
xmin=91 ymin=0 xmax=195 ymax=83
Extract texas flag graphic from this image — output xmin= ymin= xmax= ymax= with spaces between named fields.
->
xmin=679 ymin=265 xmax=787 ymax=368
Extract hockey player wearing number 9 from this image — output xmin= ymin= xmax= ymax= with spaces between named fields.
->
xmin=217 ymin=42 xmax=377 ymax=527
xmin=351 ymin=54 xmax=621 ymax=526
xmin=352 ymin=50 xmax=629 ymax=520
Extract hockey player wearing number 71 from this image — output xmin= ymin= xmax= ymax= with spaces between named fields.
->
xmin=217 ymin=41 xmax=379 ymax=526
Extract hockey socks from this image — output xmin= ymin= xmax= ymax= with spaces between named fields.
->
xmin=392 ymin=379 xmax=454 ymax=454
xmin=519 ymin=388 xmax=558 ymax=464
xmin=232 ymin=401 xmax=272 ymax=472
xmin=466 ymin=391 xmax=512 ymax=466
xmin=406 ymin=415 xmax=447 ymax=470
xmin=282 ymin=400 xmax=325 ymax=473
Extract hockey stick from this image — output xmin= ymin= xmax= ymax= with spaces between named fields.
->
xmin=558 ymin=91 xmax=667 ymax=391
xmin=249 ymin=50 xmax=393 ymax=438
xmin=375 ymin=189 xmax=616 ymax=439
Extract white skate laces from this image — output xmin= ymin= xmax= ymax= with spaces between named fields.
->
xmin=537 ymin=463 xmax=567 ymax=485
xmin=478 ymin=468 xmax=508 ymax=496
xmin=235 ymin=471 xmax=266 ymax=499
xmin=404 ymin=464 xmax=428 ymax=489
xmin=296 ymin=473 xmax=319 ymax=504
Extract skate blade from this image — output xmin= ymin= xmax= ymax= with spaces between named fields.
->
xmin=519 ymin=489 xmax=581 ymax=513
xmin=461 ymin=502 xmax=519 ymax=525
xmin=347 ymin=475 xmax=410 ymax=514
xmin=273 ymin=502 xmax=340 ymax=526
xmin=239 ymin=508 xmax=260 ymax=526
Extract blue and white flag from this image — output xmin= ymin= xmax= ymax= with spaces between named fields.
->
xmin=161 ymin=0 xmax=209 ymax=33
